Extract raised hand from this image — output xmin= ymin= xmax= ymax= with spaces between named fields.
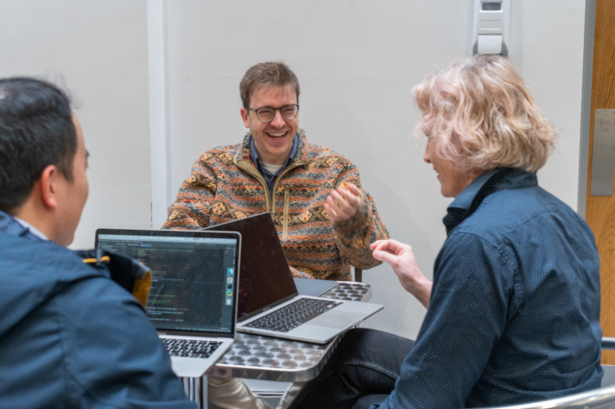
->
xmin=325 ymin=184 xmax=364 ymax=223
xmin=370 ymin=239 xmax=433 ymax=308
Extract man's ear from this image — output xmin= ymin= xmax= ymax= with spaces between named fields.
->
xmin=240 ymin=107 xmax=249 ymax=128
xmin=39 ymin=164 xmax=59 ymax=210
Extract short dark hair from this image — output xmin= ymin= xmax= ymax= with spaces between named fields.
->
xmin=0 ymin=77 xmax=77 ymax=213
xmin=239 ymin=62 xmax=300 ymax=109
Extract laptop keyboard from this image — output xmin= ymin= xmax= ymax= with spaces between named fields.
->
xmin=245 ymin=298 xmax=343 ymax=333
xmin=162 ymin=338 xmax=222 ymax=358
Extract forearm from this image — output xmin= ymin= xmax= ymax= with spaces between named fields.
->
xmin=288 ymin=265 xmax=314 ymax=279
xmin=163 ymin=200 xmax=211 ymax=229
xmin=332 ymin=193 xmax=389 ymax=269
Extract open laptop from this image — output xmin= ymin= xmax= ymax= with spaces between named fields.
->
xmin=95 ymin=229 xmax=241 ymax=378
xmin=202 ymin=213 xmax=383 ymax=344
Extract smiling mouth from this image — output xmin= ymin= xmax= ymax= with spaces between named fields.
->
xmin=267 ymin=131 xmax=288 ymax=139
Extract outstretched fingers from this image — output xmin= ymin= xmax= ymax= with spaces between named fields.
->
xmin=372 ymin=248 xmax=401 ymax=266
xmin=370 ymin=239 xmax=408 ymax=255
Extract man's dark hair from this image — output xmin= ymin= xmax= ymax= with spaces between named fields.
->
xmin=239 ymin=62 xmax=300 ymax=109
xmin=0 ymin=77 xmax=77 ymax=213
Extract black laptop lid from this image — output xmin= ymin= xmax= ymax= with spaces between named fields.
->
xmin=95 ymin=229 xmax=240 ymax=337
xmin=202 ymin=213 xmax=298 ymax=321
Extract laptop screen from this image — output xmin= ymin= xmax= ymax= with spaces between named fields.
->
xmin=202 ymin=213 xmax=299 ymax=321
xmin=96 ymin=230 xmax=240 ymax=336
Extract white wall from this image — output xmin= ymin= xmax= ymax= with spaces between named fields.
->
xmin=0 ymin=1 xmax=587 ymax=339
xmin=0 ymin=0 xmax=151 ymax=249
xmin=165 ymin=0 xmax=587 ymax=339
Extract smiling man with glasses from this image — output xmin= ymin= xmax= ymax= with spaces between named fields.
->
xmin=164 ymin=61 xmax=389 ymax=284
xmin=164 ymin=61 xmax=389 ymax=409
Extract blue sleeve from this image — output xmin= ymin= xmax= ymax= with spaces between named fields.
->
xmin=375 ymin=232 xmax=515 ymax=409
xmin=56 ymin=275 xmax=196 ymax=409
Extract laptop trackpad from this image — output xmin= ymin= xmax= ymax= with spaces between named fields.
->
xmin=287 ymin=311 xmax=365 ymax=343
xmin=171 ymin=357 xmax=212 ymax=378
xmin=308 ymin=310 xmax=366 ymax=328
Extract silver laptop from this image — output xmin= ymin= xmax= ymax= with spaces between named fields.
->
xmin=95 ymin=229 xmax=241 ymax=378
xmin=202 ymin=213 xmax=383 ymax=344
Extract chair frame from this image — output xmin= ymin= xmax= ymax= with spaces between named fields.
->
xmin=480 ymin=384 xmax=615 ymax=408
xmin=479 ymin=337 xmax=615 ymax=409
xmin=354 ymin=267 xmax=362 ymax=282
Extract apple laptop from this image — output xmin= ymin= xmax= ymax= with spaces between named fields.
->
xmin=95 ymin=229 xmax=241 ymax=377
xmin=202 ymin=213 xmax=383 ymax=344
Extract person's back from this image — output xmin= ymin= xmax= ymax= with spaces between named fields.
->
xmin=0 ymin=77 xmax=195 ymax=408
xmin=444 ymin=169 xmax=603 ymax=406
xmin=0 ymin=214 xmax=193 ymax=408
xmin=372 ymin=168 xmax=602 ymax=408
xmin=287 ymin=56 xmax=603 ymax=409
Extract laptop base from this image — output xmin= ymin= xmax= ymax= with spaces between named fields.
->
xmin=170 ymin=338 xmax=234 ymax=378
xmin=237 ymin=297 xmax=383 ymax=344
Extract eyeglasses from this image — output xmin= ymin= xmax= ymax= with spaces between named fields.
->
xmin=246 ymin=104 xmax=299 ymax=123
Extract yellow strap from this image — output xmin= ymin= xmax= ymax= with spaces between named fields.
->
xmin=82 ymin=256 xmax=111 ymax=264
xmin=82 ymin=256 xmax=151 ymax=307
xmin=132 ymin=271 xmax=152 ymax=308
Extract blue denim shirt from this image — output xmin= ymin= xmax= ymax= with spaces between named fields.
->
xmin=376 ymin=168 xmax=603 ymax=408
xmin=250 ymin=134 xmax=299 ymax=194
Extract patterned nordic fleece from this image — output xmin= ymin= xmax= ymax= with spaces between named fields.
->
xmin=163 ymin=129 xmax=389 ymax=281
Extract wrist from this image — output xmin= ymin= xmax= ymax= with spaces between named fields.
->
xmin=406 ymin=275 xmax=432 ymax=309
xmin=331 ymin=197 xmax=371 ymax=236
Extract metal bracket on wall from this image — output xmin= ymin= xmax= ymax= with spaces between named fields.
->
xmin=591 ymin=109 xmax=615 ymax=196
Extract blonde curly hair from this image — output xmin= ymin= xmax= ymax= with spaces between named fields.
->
xmin=413 ymin=55 xmax=557 ymax=173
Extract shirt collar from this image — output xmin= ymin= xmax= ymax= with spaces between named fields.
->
xmin=443 ymin=167 xmax=538 ymax=236
xmin=250 ymin=134 xmax=299 ymax=167
xmin=14 ymin=217 xmax=49 ymax=241
xmin=0 ymin=210 xmax=49 ymax=243
xmin=448 ymin=168 xmax=501 ymax=210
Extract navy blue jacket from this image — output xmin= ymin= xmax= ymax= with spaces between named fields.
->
xmin=0 ymin=211 xmax=195 ymax=408
xmin=377 ymin=168 xmax=603 ymax=408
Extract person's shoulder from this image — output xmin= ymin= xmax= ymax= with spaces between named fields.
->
xmin=442 ymin=228 xmax=498 ymax=257
xmin=0 ymin=232 xmax=103 ymax=284
xmin=456 ymin=185 xmax=592 ymax=246
xmin=52 ymin=266 xmax=192 ymax=407
xmin=306 ymin=143 xmax=357 ymax=169
xmin=0 ymin=235 xmax=191 ymax=407
xmin=483 ymin=184 xmax=582 ymax=227
xmin=306 ymin=142 xmax=348 ymax=160
xmin=197 ymin=142 xmax=242 ymax=165
xmin=0 ymin=233 xmax=119 ymax=324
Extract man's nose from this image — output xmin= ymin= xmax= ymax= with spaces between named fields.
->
xmin=270 ymin=110 xmax=285 ymax=128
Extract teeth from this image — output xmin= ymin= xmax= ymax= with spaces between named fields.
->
xmin=269 ymin=132 xmax=286 ymax=137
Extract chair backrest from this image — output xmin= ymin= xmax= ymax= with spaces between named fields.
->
xmin=603 ymin=337 xmax=615 ymax=350
xmin=478 ymin=384 xmax=615 ymax=408
xmin=480 ymin=338 xmax=615 ymax=408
